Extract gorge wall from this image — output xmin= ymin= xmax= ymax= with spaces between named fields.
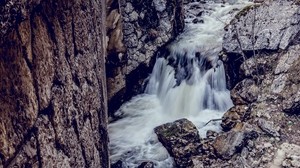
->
xmin=106 ymin=0 xmax=184 ymax=115
xmin=0 ymin=0 xmax=108 ymax=167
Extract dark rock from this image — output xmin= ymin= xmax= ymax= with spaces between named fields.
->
xmin=111 ymin=160 xmax=123 ymax=168
xmin=137 ymin=161 xmax=155 ymax=168
xmin=154 ymin=118 xmax=201 ymax=167
xmin=283 ymin=100 xmax=300 ymax=114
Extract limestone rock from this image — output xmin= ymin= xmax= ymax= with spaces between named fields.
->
xmin=223 ymin=1 xmax=300 ymax=54
xmin=154 ymin=118 xmax=201 ymax=168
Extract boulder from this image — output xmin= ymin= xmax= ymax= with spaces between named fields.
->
xmin=154 ymin=118 xmax=201 ymax=167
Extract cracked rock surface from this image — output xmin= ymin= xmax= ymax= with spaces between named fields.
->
xmin=0 ymin=0 xmax=108 ymax=167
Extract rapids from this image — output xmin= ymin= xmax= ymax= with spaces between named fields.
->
xmin=109 ymin=0 xmax=252 ymax=167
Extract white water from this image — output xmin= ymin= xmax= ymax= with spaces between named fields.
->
xmin=109 ymin=0 xmax=252 ymax=167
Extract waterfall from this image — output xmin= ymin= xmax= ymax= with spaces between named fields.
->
xmin=109 ymin=0 xmax=252 ymax=167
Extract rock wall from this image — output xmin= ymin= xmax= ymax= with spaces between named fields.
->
xmin=0 ymin=0 xmax=108 ymax=167
xmin=106 ymin=0 xmax=184 ymax=115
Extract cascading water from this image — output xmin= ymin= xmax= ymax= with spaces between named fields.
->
xmin=109 ymin=0 xmax=252 ymax=167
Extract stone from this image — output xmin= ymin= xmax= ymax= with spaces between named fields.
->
xmin=223 ymin=1 xmax=300 ymax=54
xmin=0 ymin=0 xmax=108 ymax=167
xmin=107 ymin=0 xmax=185 ymax=116
xmin=154 ymin=118 xmax=201 ymax=167
xmin=231 ymin=79 xmax=259 ymax=105
xmin=221 ymin=105 xmax=249 ymax=131
xmin=213 ymin=128 xmax=258 ymax=160
xmin=271 ymin=143 xmax=300 ymax=168
xmin=257 ymin=118 xmax=280 ymax=137
xmin=137 ymin=161 xmax=155 ymax=168
xmin=213 ymin=131 xmax=245 ymax=160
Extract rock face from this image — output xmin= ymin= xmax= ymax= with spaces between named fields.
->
xmin=223 ymin=0 xmax=300 ymax=88
xmin=154 ymin=118 xmax=201 ymax=168
xmin=106 ymin=0 xmax=185 ymax=115
xmin=0 ymin=0 xmax=108 ymax=167
xmin=213 ymin=0 xmax=300 ymax=167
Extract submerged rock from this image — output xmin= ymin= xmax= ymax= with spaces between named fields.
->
xmin=154 ymin=118 xmax=201 ymax=167
xmin=137 ymin=161 xmax=155 ymax=168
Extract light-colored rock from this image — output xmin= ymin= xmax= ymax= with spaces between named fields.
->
xmin=223 ymin=1 xmax=300 ymax=54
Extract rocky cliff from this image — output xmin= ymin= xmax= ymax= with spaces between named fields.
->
xmin=0 ymin=0 xmax=108 ymax=167
xmin=154 ymin=0 xmax=300 ymax=167
xmin=106 ymin=0 xmax=184 ymax=115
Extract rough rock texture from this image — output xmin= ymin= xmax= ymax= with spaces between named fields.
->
xmin=223 ymin=0 xmax=300 ymax=88
xmin=208 ymin=0 xmax=300 ymax=167
xmin=0 ymin=0 xmax=108 ymax=167
xmin=106 ymin=0 xmax=184 ymax=116
xmin=154 ymin=118 xmax=201 ymax=168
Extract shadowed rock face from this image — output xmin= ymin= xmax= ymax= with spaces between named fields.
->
xmin=106 ymin=0 xmax=185 ymax=116
xmin=0 ymin=0 xmax=108 ymax=167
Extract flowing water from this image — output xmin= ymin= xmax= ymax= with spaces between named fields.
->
xmin=109 ymin=0 xmax=252 ymax=167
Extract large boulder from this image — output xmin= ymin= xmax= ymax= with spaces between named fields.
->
xmin=154 ymin=118 xmax=201 ymax=168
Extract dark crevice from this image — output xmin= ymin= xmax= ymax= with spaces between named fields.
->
xmin=33 ymin=127 xmax=43 ymax=168
xmin=71 ymin=119 xmax=89 ymax=167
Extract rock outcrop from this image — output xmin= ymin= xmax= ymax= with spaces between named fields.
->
xmin=215 ymin=0 xmax=300 ymax=167
xmin=0 ymin=0 xmax=108 ymax=167
xmin=223 ymin=0 xmax=300 ymax=88
xmin=106 ymin=0 xmax=185 ymax=116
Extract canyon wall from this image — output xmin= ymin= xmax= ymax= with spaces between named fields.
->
xmin=0 ymin=0 xmax=108 ymax=167
xmin=106 ymin=0 xmax=184 ymax=115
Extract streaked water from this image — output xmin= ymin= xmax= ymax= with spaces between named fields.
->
xmin=109 ymin=0 xmax=252 ymax=167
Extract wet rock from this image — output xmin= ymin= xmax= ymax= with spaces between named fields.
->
xmin=137 ymin=161 xmax=155 ymax=168
xmin=221 ymin=105 xmax=250 ymax=131
xmin=206 ymin=130 xmax=218 ymax=139
xmin=154 ymin=118 xmax=201 ymax=167
xmin=257 ymin=118 xmax=280 ymax=137
xmin=111 ymin=160 xmax=123 ymax=168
